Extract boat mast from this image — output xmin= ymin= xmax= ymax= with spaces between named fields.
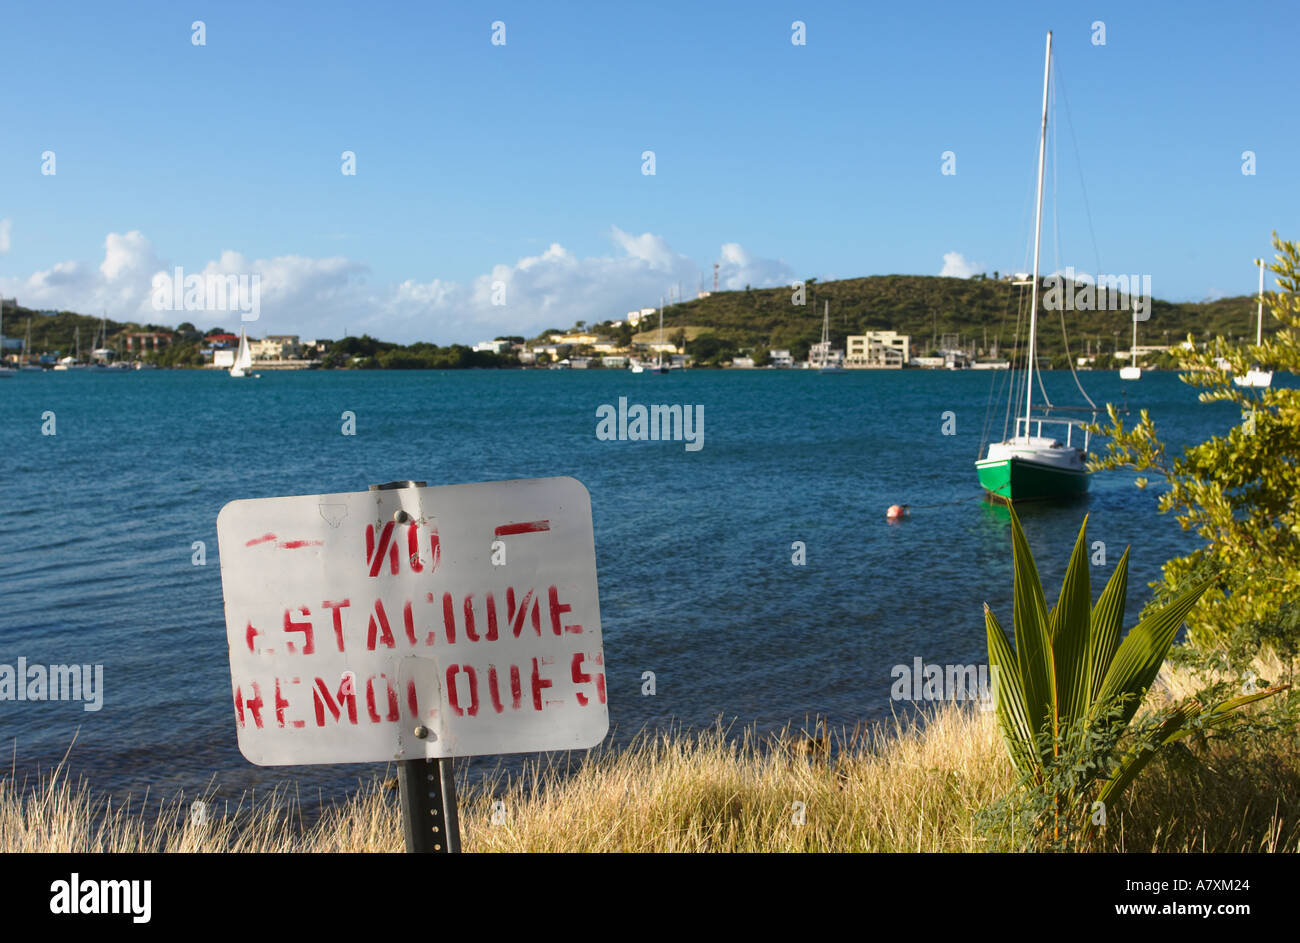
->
xmin=658 ymin=296 xmax=664 ymax=367
xmin=822 ymin=300 xmax=830 ymax=367
xmin=1255 ymin=257 xmax=1264 ymax=345
xmin=1024 ymin=30 xmax=1052 ymax=430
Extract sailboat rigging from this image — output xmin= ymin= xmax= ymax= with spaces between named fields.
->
xmin=817 ymin=300 xmax=844 ymax=373
xmin=975 ymin=31 xmax=1096 ymax=503
xmin=1233 ymin=257 xmax=1273 ymax=388
xmin=1119 ymin=314 xmax=1141 ymax=380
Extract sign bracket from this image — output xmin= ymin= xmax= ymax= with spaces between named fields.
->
xmin=370 ymin=480 xmax=461 ymax=854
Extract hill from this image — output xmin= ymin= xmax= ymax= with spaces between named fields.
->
xmin=616 ymin=275 xmax=1272 ymax=365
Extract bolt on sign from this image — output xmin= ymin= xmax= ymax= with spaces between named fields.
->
xmin=216 ymin=477 xmax=607 ymax=765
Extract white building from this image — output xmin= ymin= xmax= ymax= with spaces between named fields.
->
xmin=731 ymin=356 xmax=755 ymax=368
xmin=473 ymin=339 xmax=511 ymax=354
xmin=769 ymin=349 xmax=794 ymax=368
xmin=252 ymin=335 xmax=302 ymax=360
xmin=846 ymin=332 xmax=910 ymax=369
xmin=625 ymin=307 xmax=656 ymax=328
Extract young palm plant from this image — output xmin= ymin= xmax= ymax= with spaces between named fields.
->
xmin=983 ymin=509 xmax=1287 ymax=847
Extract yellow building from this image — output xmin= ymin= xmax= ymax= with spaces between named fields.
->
xmin=846 ymin=332 xmax=910 ymax=368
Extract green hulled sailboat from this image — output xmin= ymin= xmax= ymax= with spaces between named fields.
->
xmin=975 ymin=30 xmax=1095 ymax=504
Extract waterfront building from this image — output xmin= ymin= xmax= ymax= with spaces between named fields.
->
xmin=846 ymin=331 xmax=910 ymax=368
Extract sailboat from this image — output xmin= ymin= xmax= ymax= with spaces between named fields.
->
xmin=0 ymin=301 xmax=14 ymax=378
xmin=90 ymin=314 xmax=113 ymax=367
xmin=20 ymin=319 xmax=42 ymax=371
xmin=1233 ymin=257 xmax=1273 ymax=388
xmin=230 ymin=327 xmax=255 ymax=378
xmin=647 ymin=297 xmax=669 ymax=373
xmin=53 ymin=326 xmax=87 ymax=370
xmin=975 ymin=31 xmax=1094 ymax=503
xmin=1118 ymin=315 xmax=1141 ymax=380
xmin=817 ymin=300 xmax=845 ymax=373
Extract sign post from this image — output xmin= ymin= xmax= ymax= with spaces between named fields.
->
xmin=371 ymin=480 xmax=460 ymax=853
xmin=216 ymin=475 xmax=608 ymax=854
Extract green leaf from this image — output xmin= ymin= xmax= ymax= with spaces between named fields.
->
xmin=1094 ymin=576 xmax=1216 ymax=731
xmin=1008 ymin=507 xmax=1056 ymax=758
xmin=985 ymin=603 xmax=1038 ymax=779
xmin=1086 ymin=546 xmax=1130 ymax=707
xmin=1094 ymin=684 xmax=1288 ymax=812
xmin=1052 ymin=516 xmax=1094 ymax=736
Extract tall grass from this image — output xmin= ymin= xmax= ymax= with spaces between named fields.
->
xmin=4 ymin=659 xmax=1296 ymax=853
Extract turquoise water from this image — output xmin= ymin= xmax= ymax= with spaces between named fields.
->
xmin=0 ymin=368 xmax=1255 ymax=805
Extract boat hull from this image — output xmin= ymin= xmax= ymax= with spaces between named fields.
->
xmin=975 ymin=455 xmax=1088 ymax=503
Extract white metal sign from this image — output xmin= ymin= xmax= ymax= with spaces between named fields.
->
xmin=216 ymin=476 xmax=607 ymax=765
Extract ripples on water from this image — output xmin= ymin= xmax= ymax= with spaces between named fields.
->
xmin=0 ymin=368 xmax=1256 ymax=810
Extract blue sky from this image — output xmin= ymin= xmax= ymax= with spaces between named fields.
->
xmin=1 ymin=1 xmax=1294 ymax=342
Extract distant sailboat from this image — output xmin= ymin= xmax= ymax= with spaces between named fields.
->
xmin=91 ymin=313 xmax=113 ymax=367
xmin=1233 ymin=258 xmax=1273 ymax=388
xmin=54 ymin=326 xmax=87 ymax=370
xmin=817 ymin=300 xmax=845 ymax=373
xmin=230 ymin=327 xmax=254 ymax=378
xmin=0 ymin=300 xmax=14 ymax=378
xmin=20 ymin=318 xmax=43 ymax=371
xmin=648 ymin=297 xmax=669 ymax=373
xmin=1119 ymin=315 xmax=1141 ymax=380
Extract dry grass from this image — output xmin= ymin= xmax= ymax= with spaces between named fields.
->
xmin=4 ymin=656 xmax=1296 ymax=853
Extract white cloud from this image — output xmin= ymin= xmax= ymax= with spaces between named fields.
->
xmin=0 ymin=228 xmax=796 ymax=343
xmin=717 ymin=242 xmax=794 ymax=291
xmin=0 ymin=219 xmax=11 ymax=254
xmin=939 ymin=251 xmax=983 ymax=279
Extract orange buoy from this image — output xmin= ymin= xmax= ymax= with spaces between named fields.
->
xmin=886 ymin=504 xmax=909 ymax=520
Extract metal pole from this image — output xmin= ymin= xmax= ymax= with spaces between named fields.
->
xmin=1025 ymin=30 xmax=1052 ymax=428
xmin=369 ymin=480 xmax=461 ymax=854
xmin=1256 ymin=258 xmax=1264 ymax=346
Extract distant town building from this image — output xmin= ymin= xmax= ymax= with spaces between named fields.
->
xmin=252 ymin=334 xmax=302 ymax=360
xmin=625 ymin=307 xmax=656 ymax=328
xmin=549 ymin=332 xmax=600 ymax=345
xmin=125 ymin=332 xmax=173 ymax=352
xmin=601 ymin=355 xmax=627 ymax=368
xmin=768 ymin=349 xmax=794 ymax=368
xmin=473 ymin=339 xmax=511 ymax=354
xmin=731 ymin=356 xmax=755 ymax=368
xmin=846 ymin=331 xmax=910 ymax=369
xmin=697 ymin=291 xmax=712 ymax=299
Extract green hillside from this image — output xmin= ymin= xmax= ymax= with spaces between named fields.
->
xmin=4 ymin=274 xmax=1276 ymax=369
xmin=0 ymin=302 xmax=179 ymax=356
xmin=610 ymin=275 xmax=1273 ymax=365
